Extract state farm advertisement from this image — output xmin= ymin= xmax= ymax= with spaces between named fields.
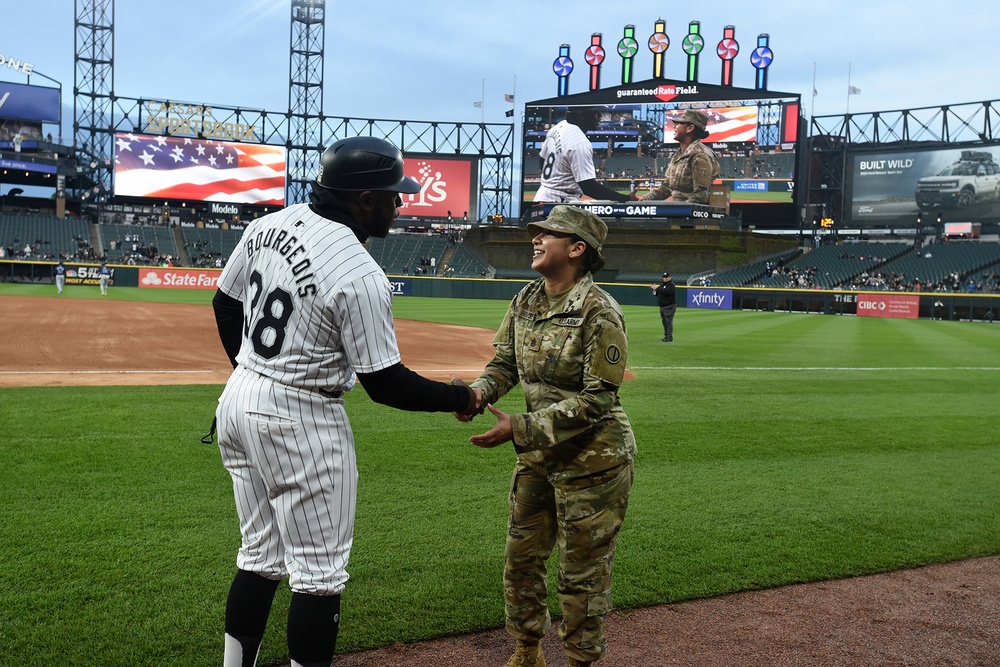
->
xmin=139 ymin=267 xmax=220 ymax=290
xmin=400 ymin=155 xmax=476 ymax=219
xmin=856 ymin=293 xmax=919 ymax=319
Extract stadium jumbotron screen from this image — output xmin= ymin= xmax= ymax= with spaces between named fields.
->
xmin=113 ymin=132 xmax=286 ymax=205
xmin=521 ymin=79 xmax=801 ymax=214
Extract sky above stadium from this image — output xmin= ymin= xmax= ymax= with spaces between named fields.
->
xmin=3 ymin=0 xmax=997 ymax=135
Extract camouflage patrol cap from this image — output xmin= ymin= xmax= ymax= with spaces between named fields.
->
xmin=526 ymin=205 xmax=607 ymax=258
xmin=672 ymin=109 xmax=710 ymax=130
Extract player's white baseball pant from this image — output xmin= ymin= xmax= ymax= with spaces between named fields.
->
xmin=217 ymin=366 xmax=357 ymax=595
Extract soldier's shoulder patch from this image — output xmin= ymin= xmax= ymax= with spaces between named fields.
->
xmin=605 ymin=344 xmax=623 ymax=365
xmin=590 ymin=321 xmax=627 ymax=386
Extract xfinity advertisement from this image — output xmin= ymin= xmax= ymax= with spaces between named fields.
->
xmin=850 ymin=146 xmax=1000 ymax=225
xmin=687 ymin=288 xmax=733 ymax=310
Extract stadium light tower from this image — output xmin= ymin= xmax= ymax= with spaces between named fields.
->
xmin=73 ymin=0 xmax=115 ymax=202
xmin=287 ymin=0 xmax=326 ymax=205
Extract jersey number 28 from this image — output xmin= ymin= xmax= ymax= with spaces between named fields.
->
xmin=541 ymin=153 xmax=557 ymax=179
xmin=244 ymin=269 xmax=293 ymax=359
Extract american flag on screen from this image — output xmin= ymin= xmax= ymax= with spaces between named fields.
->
xmin=666 ymin=106 xmax=759 ymax=144
xmin=113 ymin=132 xmax=286 ymax=205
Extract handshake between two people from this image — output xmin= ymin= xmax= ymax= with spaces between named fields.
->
xmin=450 ymin=378 xmax=513 ymax=449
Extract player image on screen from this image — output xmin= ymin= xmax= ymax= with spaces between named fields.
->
xmin=534 ymin=107 xmax=637 ymax=204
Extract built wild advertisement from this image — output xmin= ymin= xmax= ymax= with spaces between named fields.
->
xmin=851 ymin=146 xmax=1000 ymax=225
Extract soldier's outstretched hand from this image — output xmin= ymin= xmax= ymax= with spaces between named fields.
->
xmin=469 ymin=404 xmax=512 ymax=448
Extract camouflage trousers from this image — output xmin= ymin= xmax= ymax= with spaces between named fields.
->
xmin=504 ymin=459 xmax=633 ymax=663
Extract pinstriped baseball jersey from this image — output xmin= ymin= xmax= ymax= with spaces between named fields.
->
xmin=217 ymin=202 xmax=401 ymax=392
xmin=533 ymin=120 xmax=598 ymax=203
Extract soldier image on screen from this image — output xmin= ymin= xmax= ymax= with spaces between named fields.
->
xmin=534 ymin=107 xmax=638 ymax=204
xmin=637 ymin=108 xmax=721 ymax=204
xmin=211 ymin=136 xmax=481 ymax=667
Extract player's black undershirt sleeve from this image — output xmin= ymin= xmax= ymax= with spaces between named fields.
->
xmin=212 ymin=289 xmax=243 ymax=369
xmin=578 ymin=178 xmax=630 ymax=202
xmin=357 ymin=363 xmax=470 ymax=412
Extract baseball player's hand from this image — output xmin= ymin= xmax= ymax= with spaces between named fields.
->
xmin=451 ymin=378 xmax=484 ymax=422
xmin=469 ymin=404 xmax=512 ymax=448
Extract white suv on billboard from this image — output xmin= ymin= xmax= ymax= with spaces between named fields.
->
xmin=915 ymin=150 xmax=1000 ymax=210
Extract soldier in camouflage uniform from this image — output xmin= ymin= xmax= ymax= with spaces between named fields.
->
xmin=638 ymin=108 xmax=720 ymax=204
xmin=460 ymin=205 xmax=636 ymax=667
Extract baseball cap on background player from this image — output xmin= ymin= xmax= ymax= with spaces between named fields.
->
xmin=526 ymin=205 xmax=607 ymax=260
xmin=314 ymin=136 xmax=421 ymax=193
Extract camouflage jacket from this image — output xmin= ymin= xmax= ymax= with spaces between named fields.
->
xmin=472 ymin=274 xmax=636 ymax=481
xmin=649 ymin=139 xmax=720 ymax=203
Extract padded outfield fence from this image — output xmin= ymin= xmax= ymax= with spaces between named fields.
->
xmin=2 ymin=259 xmax=998 ymax=322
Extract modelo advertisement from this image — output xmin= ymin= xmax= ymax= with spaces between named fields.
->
xmin=686 ymin=288 xmax=733 ymax=309
xmin=850 ymin=146 xmax=1000 ymax=225
xmin=400 ymin=155 xmax=476 ymax=220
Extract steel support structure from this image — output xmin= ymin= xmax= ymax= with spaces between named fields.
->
xmin=807 ymin=99 xmax=1000 ymax=228
xmin=69 ymin=92 xmax=514 ymax=218
xmin=70 ymin=1 xmax=514 ymax=218
xmin=287 ymin=0 xmax=326 ymax=205
xmin=73 ymin=0 xmax=115 ymax=199
xmin=317 ymin=117 xmax=514 ymax=219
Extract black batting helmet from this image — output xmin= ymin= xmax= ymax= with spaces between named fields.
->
xmin=315 ymin=136 xmax=420 ymax=193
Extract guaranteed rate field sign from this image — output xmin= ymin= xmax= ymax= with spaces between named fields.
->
xmin=856 ymin=293 xmax=919 ymax=319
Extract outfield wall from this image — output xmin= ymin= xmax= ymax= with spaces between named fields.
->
xmin=2 ymin=259 xmax=997 ymax=321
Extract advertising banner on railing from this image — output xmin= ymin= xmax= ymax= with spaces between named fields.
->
xmin=64 ymin=263 xmax=114 ymax=287
xmin=856 ymin=293 xmax=920 ymax=319
xmin=138 ymin=267 xmax=221 ymax=290
xmin=388 ymin=278 xmax=411 ymax=296
xmin=686 ymin=288 xmax=733 ymax=309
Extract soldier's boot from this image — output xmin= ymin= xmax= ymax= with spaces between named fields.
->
xmin=503 ymin=640 xmax=546 ymax=667
xmin=566 ymin=659 xmax=592 ymax=667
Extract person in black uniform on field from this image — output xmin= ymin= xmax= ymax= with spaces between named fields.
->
xmin=649 ymin=272 xmax=676 ymax=342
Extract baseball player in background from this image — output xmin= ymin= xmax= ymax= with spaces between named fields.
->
xmin=212 ymin=136 xmax=481 ymax=667
xmin=98 ymin=261 xmax=111 ymax=295
xmin=54 ymin=259 xmax=66 ymax=294
xmin=533 ymin=106 xmax=637 ymax=204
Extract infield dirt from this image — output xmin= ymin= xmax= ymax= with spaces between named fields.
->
xmin=0 ymin=295 xmax=496 ymax=387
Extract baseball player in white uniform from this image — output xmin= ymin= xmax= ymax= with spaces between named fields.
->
xmin=534 ymin=106 xmax=636 ymax=204
xmin=212 ymin=136 xmax=481 ymax=667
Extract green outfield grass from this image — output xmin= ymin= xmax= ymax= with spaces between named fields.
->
xmin=2 ymin=286 xmax=999 ymax=666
